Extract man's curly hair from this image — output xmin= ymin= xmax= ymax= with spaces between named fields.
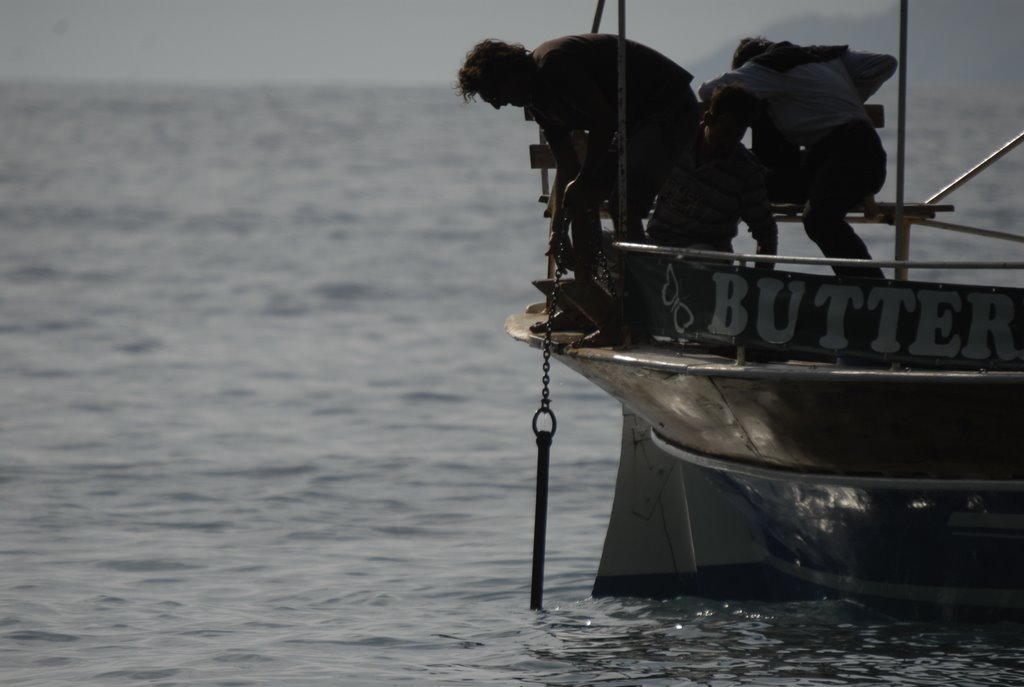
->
xmin=455 ymin=39 xmax=533 ymax=102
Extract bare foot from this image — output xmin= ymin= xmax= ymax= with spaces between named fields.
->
xmin=574 ymin=326 xmax=628 ymax=348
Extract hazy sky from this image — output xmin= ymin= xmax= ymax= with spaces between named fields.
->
xmin=1 ymin=0 xmax=895 ymax=86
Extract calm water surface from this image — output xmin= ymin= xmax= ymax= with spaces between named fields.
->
xmin=1 ymin=82 xmax=1023 ymax=685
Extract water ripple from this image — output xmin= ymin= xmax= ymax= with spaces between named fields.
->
xmin=7 ymin=630 xmax=79 ymax=642
xmin=96 ymin=559 xmax=204 ymax=572
xmin=93 ymin=669 xmax=180 ymax=681
xmin=213 ymin=652 xmax=276 ymax=664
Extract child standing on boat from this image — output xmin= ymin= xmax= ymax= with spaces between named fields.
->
xmin=646 ymin=84 xmax=778 ymax=265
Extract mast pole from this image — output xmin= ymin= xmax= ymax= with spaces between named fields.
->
xmin=616 ymin=0 xmax=627 ymax=240
xmin=893 ymin=0 xmax=909 ymax=279
xmin=592 ymin=0 xmax=606 ymax=32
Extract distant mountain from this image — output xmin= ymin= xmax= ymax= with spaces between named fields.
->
xmin=689 ymin=1 xmax=1022 ymax=89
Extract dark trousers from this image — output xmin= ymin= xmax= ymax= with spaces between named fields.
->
xmin=804 ymin=121 xmax=886 ymax=278
xmin=761 ymin=120 xmax=887 ymax=279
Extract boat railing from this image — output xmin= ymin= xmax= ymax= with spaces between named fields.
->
xmin=531 ymin=121 xmax=1024 ymax=280
xmin=613 ymin=242 xmax=1024 ymax=272
xmin=697 ymin=125 xmax=1024 ymax=270
xmin=904 ymin=128 xmax=1024 ymax=246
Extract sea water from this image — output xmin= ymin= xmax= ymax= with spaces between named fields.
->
xmin=1 ymin=81 xmax=1023 ymax=686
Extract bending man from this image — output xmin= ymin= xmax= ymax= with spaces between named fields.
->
xmin=457 ymin=34 xmax=700 ymax=284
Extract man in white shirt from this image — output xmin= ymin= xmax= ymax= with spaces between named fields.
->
xmin=699 ymin=38 xmax=897 ymax=279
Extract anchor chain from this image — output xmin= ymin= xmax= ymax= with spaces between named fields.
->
xmin=596 ymin=246 xmax=618 ymax=300
xmin=530 ymin=210 xmax=571 ymax=611
xmin=533 ymin=211 xmax=571 ymax=438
